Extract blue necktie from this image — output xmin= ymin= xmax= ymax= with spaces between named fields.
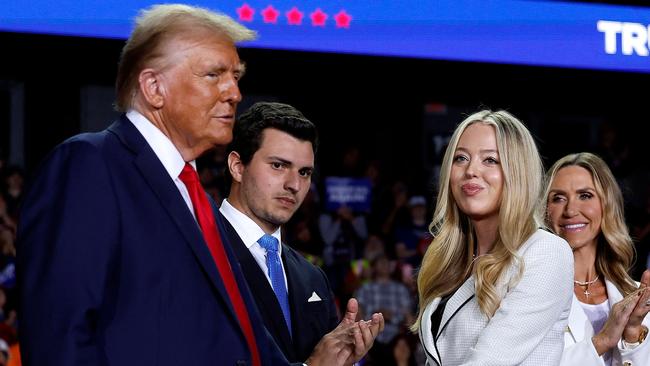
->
xmin=258 ymin=234 xmax=292 ymax=336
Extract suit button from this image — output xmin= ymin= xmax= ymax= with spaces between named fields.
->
xmin=236 ymin=361 xmax=248 ymax=366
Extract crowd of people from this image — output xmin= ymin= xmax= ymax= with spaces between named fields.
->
xmin=0 ymin=160 xmax=23 ymax=365
xmin=3 ymin=3 xmax=650 ymax=366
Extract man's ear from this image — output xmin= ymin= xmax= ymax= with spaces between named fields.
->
xmin=227 ymin=151 xmax=244 ymax=183
xmin=138 ymin=68 xmax=165 ymax=109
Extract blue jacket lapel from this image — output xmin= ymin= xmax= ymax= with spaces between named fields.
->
xmin=106 ymin=115 xmax=238 ymax=324
xmin=218 ymin=211 xmax=295 ymax=359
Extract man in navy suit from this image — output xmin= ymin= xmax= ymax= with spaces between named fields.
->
xmin=16 ymin=4 xmax=382 ymax=366
xmin=221 ymin=102 xmax=375 ymax=363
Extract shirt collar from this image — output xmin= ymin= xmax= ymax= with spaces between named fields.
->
xmin=219 ymin=199 xmax=282 ymax=253
xmin=126 ymin=109 xmax=195 ymax=180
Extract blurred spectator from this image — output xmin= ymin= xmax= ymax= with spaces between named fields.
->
xmin=1 ymin=167 xmax=23 ymax=222
xmin=377 ymin=181 xmax=411 ymax=241
xmin=630 ymin=188 xmax=650 ymax=281
xmin=595 ymin=121 xmax=632 ymax=179
xmin=0 ymin=338 xmax=8 ymax=366
xmin=355 ymin=255 xmax=413 ymax=352
xmin=0 ymin=226 xmax=16 ymax=289
xmin=7 ymin=342 xmax=18 ymax=366
xmin=394 ymin=195 xmax=429 ymax=266
xmin=286 ymin=183 xmax=323 ymax=257
xmin=345 ymin=234 xmax=387 ymax=302
xmin=0 ymin=198 xmax=15 ymax=236
xmin=339 ymin=146 xmax=365 ymax=177
xmin=320 ymin=205 xmax=368 ymax=300
xmin=387 ymin=333 xmax=418 ymax=366
xmin=285 ymin=218 xmax=323 ymax=259
xmin=196 ymin=145 xmax=230 ymax=204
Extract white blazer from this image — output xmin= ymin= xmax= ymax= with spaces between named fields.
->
xmin=419 ymin=229 xmax=574 ymax=366
xmin=562 ymin=280 xmax=650 ymax=366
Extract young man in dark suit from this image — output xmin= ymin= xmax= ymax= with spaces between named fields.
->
xmin=221 ymin=102 xmax=376 ymax=363
xmin=16 ymin=4 xmax=382 ymax=365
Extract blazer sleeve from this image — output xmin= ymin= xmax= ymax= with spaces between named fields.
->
xmin=17 ymin=139 xmax=120 ymax=366
xmin=616 ymin=314 xmax=650 ymax=365
xmin=464 ymin=234 xmax=574 ymax=365
xmin=561 ymin=338 xmax=605 ymax=366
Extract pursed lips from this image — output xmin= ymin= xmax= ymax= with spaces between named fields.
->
xmin=461 ymin=183 xmax=483 ymax=196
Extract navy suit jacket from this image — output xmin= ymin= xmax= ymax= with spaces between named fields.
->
xmin=17 ymin=115 xmax=293 ymax=366
xmin=220 ymin=214 xmax=339 ymax=363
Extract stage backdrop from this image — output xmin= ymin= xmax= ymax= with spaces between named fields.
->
xmin=2 ymin=0 xmax=650 ymax=73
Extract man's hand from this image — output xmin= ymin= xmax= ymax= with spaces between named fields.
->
xmin=305 ymin=298 xmax=385 ymax=366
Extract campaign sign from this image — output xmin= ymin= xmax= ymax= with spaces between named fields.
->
xmin=324 ymin=177 xmax=372 ymax=212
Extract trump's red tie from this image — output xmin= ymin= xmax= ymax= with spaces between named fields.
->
xmin=179 ymin=163 xmax=260 ymax=366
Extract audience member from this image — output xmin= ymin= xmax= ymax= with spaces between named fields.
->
xmin=356 ymin=255 xmax=413 ymax=361
xmin=394 ymin=195 xmax=429 ymax=266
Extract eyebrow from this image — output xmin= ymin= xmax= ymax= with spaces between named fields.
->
xmin=268 ymin=156 xmax=314 ymax=170
xmin=548 ymin=187 xmax=596 ymax=195
xmin=455 ymin=147 xmax=499 ymax=154
xmin=203 ymin=61 xmax=246 ymax=77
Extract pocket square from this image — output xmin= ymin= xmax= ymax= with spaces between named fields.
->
xmin=307 ymin=291 xmax=322 ymax=302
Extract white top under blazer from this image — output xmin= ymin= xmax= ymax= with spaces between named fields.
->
xmin=419 ymin=229 xmax=574 ymax=366
xmin=561 ymin=279 xmax=650 ymax=366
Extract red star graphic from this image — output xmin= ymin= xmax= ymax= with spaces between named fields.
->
xmin=334 ymin=10 xmax=352 ymax=29
xmin=261 ymin=5 xmax=279 ymax=24
xmin=286 ymin=7 xmax=303 ymax=25
xmin=236 ymin=3 xmax=254 ymax=22
xmin=310 ymin=8 xmax=328 ymax=27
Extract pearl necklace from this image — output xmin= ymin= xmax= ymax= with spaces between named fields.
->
xmin=574 ymin=275 xmax=599 ymax=298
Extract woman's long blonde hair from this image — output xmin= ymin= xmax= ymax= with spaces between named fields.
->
xmin=412 ymin=110 xmax=544 ymax=330
xmin=543 ymin=152 xmax=636 ymax=295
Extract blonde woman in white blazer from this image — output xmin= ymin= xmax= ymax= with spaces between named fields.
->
xmin=413 ymin=110 xmax=574 ymax=365
xmin=545 ymin=152 xmax=650 ymax=366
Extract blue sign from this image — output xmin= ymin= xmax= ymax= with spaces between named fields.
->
xmin=324 ymin=177 xmax=372 ymax=212
xmin=2 ymin=1 xmax=650 ymax=73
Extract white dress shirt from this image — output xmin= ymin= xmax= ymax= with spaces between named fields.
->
xmin=220 ymin=199 xmax=288 ymax=290
xmin=126 ymin=109 xmax=196 ymax=217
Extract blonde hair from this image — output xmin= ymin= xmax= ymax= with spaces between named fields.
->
xmin=115 ymin=3 xmax=257 ymax=111
xmin=412 ymin=110 xmax=543 ymax=330
xmin=543 ymin=152 xmax=636 ymax=295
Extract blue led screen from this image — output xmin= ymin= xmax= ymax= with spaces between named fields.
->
xmin=2 ymin=0 xmax=650 ymax=73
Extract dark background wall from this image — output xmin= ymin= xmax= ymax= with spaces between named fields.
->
xmin=1 ymin=0 xmax=649 ymax=196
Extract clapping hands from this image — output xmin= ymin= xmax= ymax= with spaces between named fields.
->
xmin=306 ymin=298 xmax=385 ymax=366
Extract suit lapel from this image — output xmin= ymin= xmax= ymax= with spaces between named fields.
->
xmin=605 ymin=280 xmax=623 ymax=303
xmin=567 ymin=294 xmax=590 ymax=343
xmin=420 ymin=298 xmax=442 ymax=366
xmin=439 ymin=275 xmax=476 ymax=338
xmin=219 ymin=212 xmax=295 ymax=359
xmin=567 ymin=280 xmax=621 ymax=344
xmin=420 ymin=277 xmax=475 ymax=366
xmin=282 ymin=246 xmax=307 ymax=334
xmin=107 ymin=116 xmax=238 ymax=322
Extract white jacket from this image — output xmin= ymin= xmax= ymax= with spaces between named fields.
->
xmin=561 ymin=280 xmax=650 ymax=366
xmin=419 ymin=229 xmax=574 ymax=366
